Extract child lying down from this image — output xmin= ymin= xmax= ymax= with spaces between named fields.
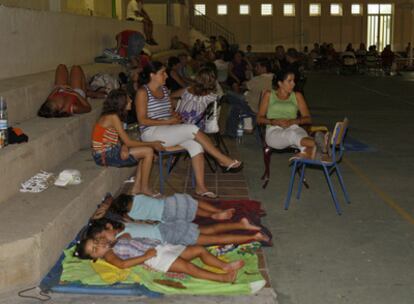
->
xmin=75 ymin=223 xmax=245 ymax=283
xmin=93 ymin=193 xmax=236 ymax=223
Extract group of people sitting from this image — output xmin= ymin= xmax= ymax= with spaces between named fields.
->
xmin=34 ymin=36 xmax=335 ymax=282
xmin=301 ymin=41 xmax=410 ymax=74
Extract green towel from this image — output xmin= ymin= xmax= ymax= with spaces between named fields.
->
xmin=61 ymin=243 xmax=265 ymax=295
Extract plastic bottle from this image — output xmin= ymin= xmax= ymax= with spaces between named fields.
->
xmin=236 ymin=116 xmax=244 ymax=144
xmin=0 ymin=97 xmax=8 ymax=148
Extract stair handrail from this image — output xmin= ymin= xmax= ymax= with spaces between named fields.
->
xmin=190 ymin=8 xmax=235 ymax=44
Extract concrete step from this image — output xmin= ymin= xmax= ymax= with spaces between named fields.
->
xmin=0 ymin=63 xmax=123 ymax=125
xmin=0 ymin=149 xmax=135 ymax=293
xmin=0 ymin=99 xmax=103 ymax=204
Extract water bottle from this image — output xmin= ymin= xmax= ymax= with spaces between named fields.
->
xmin=0 ymin=97 xmax=8 ymax=148
xmin=236 ymin=117 xmax=244 ymax=144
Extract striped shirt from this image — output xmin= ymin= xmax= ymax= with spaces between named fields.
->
xmin=91 ymin=124 xmax=119 ymax=152
xmin=139 ymin=85 xmax=171 ymax=132
xmin=113 ymin=237 xmax=161 ymax=260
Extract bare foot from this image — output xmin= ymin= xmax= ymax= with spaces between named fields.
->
xmin=253 ymin=232 xmax=269 ymax=243
xmin=211 ymin=208 xmax=235 ymax=220
xmin=240 ymin=218 xmax=261 ymax=231
xmin=222 ymin=270 xmax=238 ymax=283
xmin=223 ymin=260 xmax=245 ymax=272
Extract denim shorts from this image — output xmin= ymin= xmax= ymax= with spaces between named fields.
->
xmin=93 ymin=145 xmax=137 ymax=167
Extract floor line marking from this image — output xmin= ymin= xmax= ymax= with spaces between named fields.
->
xmin=344 ymin=158 xmax=414 ymax=225
xmin=349 ymin=81 xmax=414 ymax=106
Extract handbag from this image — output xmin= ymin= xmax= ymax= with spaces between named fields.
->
xmin=204 ymin=101 xmax=220 ymax=134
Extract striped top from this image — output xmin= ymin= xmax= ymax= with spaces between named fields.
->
xmin=113 ymin=237 xmax=161 ymax=260
xmin=91 ymin=124 xmax=119 ymax=152
xmin=139 ymin=85 xmax=171 ymax=132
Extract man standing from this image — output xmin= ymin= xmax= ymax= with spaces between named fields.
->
xmin=126 ymin=0 xmax=158 ymax=45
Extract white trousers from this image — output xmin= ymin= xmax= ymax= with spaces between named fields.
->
xmin=141 ymin=124 xmax=203 ymax=157
xmin=265 ymin=124 xmax=309 ymax=152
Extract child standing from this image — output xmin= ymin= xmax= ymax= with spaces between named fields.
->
xmin=92 ymin=90 xmax=164 ymax=196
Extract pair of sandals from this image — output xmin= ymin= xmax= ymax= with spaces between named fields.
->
xmin=20 ymin=171 xmax=54 ymax=193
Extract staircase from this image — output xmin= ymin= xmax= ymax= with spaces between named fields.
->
xmin=189 ymin=9 xmax=235 ymax=45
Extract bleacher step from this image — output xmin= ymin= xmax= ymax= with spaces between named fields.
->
xmin=0 ymin=149 xmax=135 ymax=293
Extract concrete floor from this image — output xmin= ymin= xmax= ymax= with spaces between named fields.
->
xmin=4 ymin=72 xmax=414 ymax=304
xmin=239 ymin=71 xmax=414 ymax=304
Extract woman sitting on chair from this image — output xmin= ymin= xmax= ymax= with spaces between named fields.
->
xmin=135 ymin=61 xmax=243 ymax=199
xmin=175 ymin=67 xmax=218 ymax=130
xmin=257 ymin=69 xmax=316 ymax=159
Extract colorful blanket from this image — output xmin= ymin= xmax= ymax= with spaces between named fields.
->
xmin=60 ymin=243 xmax=265 ymax=296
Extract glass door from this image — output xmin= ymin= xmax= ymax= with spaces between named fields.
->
xmin=367 ymin=4 xmax=393 ymax=50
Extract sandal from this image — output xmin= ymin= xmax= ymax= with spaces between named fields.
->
xmin=195 ymin=191 xmax=218 ymax=199
xmin=220 ymin=160 xmax=243 ymax=173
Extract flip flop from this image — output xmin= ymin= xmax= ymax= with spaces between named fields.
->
xmin=195 ymin=191 xmax=218 ymax=199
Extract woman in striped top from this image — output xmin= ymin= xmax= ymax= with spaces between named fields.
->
xmin=92 ymin=90 xmax=164 ymax=196
xmin=136 ymin=61 xmax=243 ymax=199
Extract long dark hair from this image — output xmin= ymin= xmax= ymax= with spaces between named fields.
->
xmin=73 ymin=218 xmax=124 ymax=260
xmin=101 ymin=89 xmax=129 ymax=121
xmin=108 ymin=194 xmax=134 ymax=217
xmin=139 ymin=61 xmax=165 ymax=85
xmin=37 ymin=99 xmax=72 ymax=118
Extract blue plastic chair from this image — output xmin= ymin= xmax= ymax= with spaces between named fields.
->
xmin=284 ymin=118 xmax=351 ymax=215
xmin=158 ymin=149 xmax=195 ymax=194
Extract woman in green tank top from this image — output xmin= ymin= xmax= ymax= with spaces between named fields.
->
xmin=257 ymin=70 xmax=316 ymax=159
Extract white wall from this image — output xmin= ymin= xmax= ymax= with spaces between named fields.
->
xmin=0 ymin=5 xmax=189 ymax=80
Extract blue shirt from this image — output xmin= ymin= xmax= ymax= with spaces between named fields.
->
xmin=120 ymin=222 xmax=163 ymax=242
xmin=128 ymin=194 xmax=165 ymax=222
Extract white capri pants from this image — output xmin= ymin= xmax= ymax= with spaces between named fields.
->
xmin=141 ymin=124 xmax=204 ymax=157
xmin=265 ymin=124 xmax=309 ymax=152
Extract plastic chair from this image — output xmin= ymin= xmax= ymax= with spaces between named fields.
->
xmin=284 ymin=118 xmax=351 ymax=215
xmin=158 ymin=149 xmax=194 ymax=194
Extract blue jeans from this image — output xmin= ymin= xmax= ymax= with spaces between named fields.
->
xmin=224 ymin=91 xmax=256 ymax=137
xmin=93 ymin=145 xmax=137 ymax=167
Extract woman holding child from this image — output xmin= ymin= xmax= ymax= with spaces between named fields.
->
xmin=135 ymin=61 xmax=243 ymax=199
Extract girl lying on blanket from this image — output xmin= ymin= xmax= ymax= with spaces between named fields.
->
xmin=85 ymin=218 xmax=268 ymax=247
xmin=91 ymin=90 xmax=165 ymax=196
xmin=75 ymin=229 xmax=244 ymax=283
xmin=93 ymin=193 xmax=236 ymax=223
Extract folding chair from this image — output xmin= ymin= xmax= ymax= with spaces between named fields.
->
xmin=284 ymin=118 xmax=351 ymax=215
xmin=158 ymin=149 xmax=195 ymax=194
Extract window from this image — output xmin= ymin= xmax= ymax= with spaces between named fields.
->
xmin=351 ymin=4 xmax=362 ymax=15
xmin=367 ymin=4 xmax=379 ymax=14
xmin=261 ymin=3 xmax=273 ymax=16
xmin=330 ymin=3 xmax=342 ymax=16
xmin=368 ymin=4 xmax=392 ymax=15
xmin=283 ymin=3 xmax=296 ymax=16
xmin=239 ymin=4 xmax=250 ymax=15
xmin=380 ymin=4 xmax=392 ymax=14
xmin=309 ymin=3 xmax=321 ymax=16
xmin=217 ymin=4 xmax=227 ymax=15
xmin=194 ymin=4 xmax=206 ymax=16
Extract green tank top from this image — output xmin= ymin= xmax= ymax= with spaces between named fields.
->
xmin=266 ymin=90 xmax=298 ymax=120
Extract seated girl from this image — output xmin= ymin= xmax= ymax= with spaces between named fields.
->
xmin=136 ymin=61 xmax=243 ymax=199
xmin=175 ymin=67 xmax=218 ymax=130
xmin=92 ymin=90 xmax=164 ymax=196
xmin=257 ymin=69 xmax=316 ymax=159
xmin=38 ymin=64 xmax=102 ymax=118
xmin=93 ymin=193 xmax=235 ymax=223
xmin=75 ymin=226 xmax=244 ymax=282
xmin=87 ymin=217 xmax=268 ymax=247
